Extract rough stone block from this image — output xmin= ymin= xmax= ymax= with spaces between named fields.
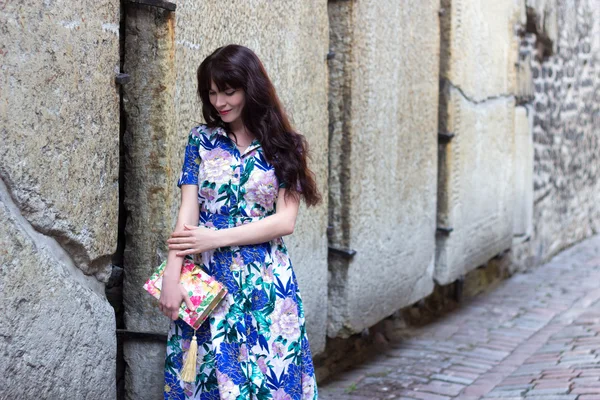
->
xmin=0 ymin=181 xmax=116 ymax=400
xmin=511 ymin=1 xmax=600 ymax=266
xmin=0 ymin=0 xmax=120 ymax=277
xmin=435 ymin=86 xmax=516 ymax=285
xmin=0 ymin=1 xmax=120 ymax=398
xmin=327 ymin=0 xmax=439 ymax=337
xmin=440 ymin=0 xmax=522 ymax=101
xmin=121 ymin=7 xmax=179 ymax=400
xmin=435 ymin=0 xmax=522 ymax=284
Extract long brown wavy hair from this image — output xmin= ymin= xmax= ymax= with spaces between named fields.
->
xmin=197 ymin=44 xmax=321 ymax=207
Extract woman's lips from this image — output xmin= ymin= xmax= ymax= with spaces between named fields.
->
xmin=219 ymin=109 xmax=231 ymax=115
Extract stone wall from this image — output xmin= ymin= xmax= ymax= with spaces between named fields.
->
xmin=0 ymin=0 xmax=120 ymax=398
xmin=2 ymin=0 xmax=600 ymax=398
xmin=512 ymin=0 xmax=600 ymax=268
xmin=327 ymin=0 xmax=440 ymax=337
xmin=435 ymin=0 xmax=523 ymax=284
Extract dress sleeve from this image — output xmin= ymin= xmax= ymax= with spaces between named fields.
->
xmin=177 ymin=128 xmax=201 ymax=188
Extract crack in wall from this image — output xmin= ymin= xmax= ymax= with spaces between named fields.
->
xmin=442 ymin=78 xmax=516 ymax=106
xmin=0 ymin=167 xmax=112 ymax=281
xmin=0 ymin=176 xmax=105 ymax=296
xmin=110 ymin=1 xmax=129 ymax=399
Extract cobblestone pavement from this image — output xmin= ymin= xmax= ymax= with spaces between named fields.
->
xmin=318 ymin=235 xmax=600 ymax=400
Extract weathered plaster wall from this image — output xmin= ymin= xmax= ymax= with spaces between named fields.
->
xmin=435 ymin=0 xmax=522 ymax=284
xmin=122 ymin=2 xmax=329 ymax=398
xmin=512 ymin=0 xmax=600 ymax=268
xmin=0 ymin=0 xmax=120 ymax=398
xmin=327 ymin=0 xmax=439 ymax=338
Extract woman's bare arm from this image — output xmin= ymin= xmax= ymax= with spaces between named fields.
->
xmin=158 ymin=184 xmax=199 ymax=319
xmin=163 ymin=184 xmax=200 ymax=278
xmin=167 ymin=188 xmax=299 ymax=256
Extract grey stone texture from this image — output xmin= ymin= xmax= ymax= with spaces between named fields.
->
xmin=122 ymin=2 xmax=329 ymax=399
xmin=0 ymin=0 xmax=120 ymax=398
xmin=0 ymin=0 xmax=120 ymax=278
xmin=0 ymin=180 xmax=116 ymax=400
xmin=436 ymin=89 xmax=517 ymax=284
xmin=327 ymin=0 xmax=439 ymax=337
xmin=435 ymin=0 xmax=523 ymax=285
xmin=512 ymin=0 xmax=600 ymax=269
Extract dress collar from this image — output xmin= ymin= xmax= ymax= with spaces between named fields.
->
xmin=208 ymin=125 xmax=261 ymax=155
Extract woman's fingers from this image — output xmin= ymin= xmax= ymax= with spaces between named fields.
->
xmin=168 ymin=243 xmax=193 ymax=250
xmin=180 ymin=285 xmax=195 ymax=311
xmin=170 ymin=231 xmax=194 ymax=238
xmin=166 ymin=237 xmax=191 ymax=244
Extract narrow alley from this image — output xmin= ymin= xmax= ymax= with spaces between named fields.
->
xmin=319 ymin=235 xmax=600 ymax=400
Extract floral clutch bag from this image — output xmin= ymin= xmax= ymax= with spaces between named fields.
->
xmin=143 ymin=256 xmax=227 ymax=330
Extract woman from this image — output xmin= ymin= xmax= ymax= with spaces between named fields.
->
xmin=158 ymin=44 xmax=320 ymax=400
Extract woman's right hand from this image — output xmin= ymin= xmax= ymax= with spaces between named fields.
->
xmin=158 ymin=278 xmax=195 ymax=320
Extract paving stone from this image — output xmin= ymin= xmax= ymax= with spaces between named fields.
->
xmin=430 ymin=374 xmax=475 ymax=385
xmin=495 ymin=383 xmax=535 ymax=391
xmin=414 ymin=380 xmax=465 ymax=397
xmin=571 ymin=387 xmax=600 ymax=394
xmin=578 ymin=395 xmax=600 ymax=400
xmin=484 ymin=389 xmax=528 ymax=397
xmin=527 ymin=387 xmax=571 ymax=395
xmin=572 ymin=377 xmax=600 ymax=386
xmin=408 ymin=392 xmax=451 ymax=400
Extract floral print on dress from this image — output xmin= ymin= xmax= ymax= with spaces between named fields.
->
xmin=164 ymin=124 xmax=318 ymax=400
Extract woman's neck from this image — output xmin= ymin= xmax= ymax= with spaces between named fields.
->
xmin=228 ymin=118 xmax=245 ymax=134
xmin=228 ymin=120 xmax=254 ymax=145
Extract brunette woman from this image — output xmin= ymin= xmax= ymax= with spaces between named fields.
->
xmin=158 ymin=44 xmax=320 ymax=400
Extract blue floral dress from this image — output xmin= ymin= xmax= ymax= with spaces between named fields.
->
xmin=164 ymin=124 xmax=318 ymax=400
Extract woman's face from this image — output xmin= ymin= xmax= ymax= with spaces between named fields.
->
xmin=209 ymin=80 xmax=245 ymax=125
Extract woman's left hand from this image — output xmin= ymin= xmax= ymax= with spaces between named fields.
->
xmin=167 ymin=224 xmax=219 ymax=256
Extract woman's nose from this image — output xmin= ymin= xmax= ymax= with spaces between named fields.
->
xmin=215 ymin=94 xmax=226 ymax=108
